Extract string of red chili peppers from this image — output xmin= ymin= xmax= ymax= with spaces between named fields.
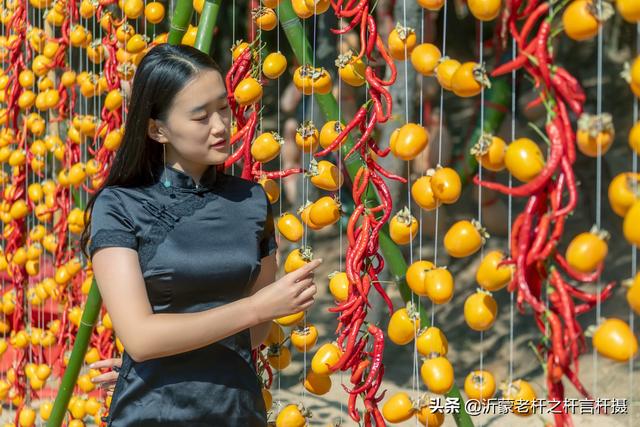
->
xmin=296 ymin=1 xmax=405 ymax=425
xmin=475 ymin=2 xmax=615 ymax=426
xmin=2 ymin=1 xmax=42 ymax=418
xmin=223 ymin=46 xmax=304 ymax=183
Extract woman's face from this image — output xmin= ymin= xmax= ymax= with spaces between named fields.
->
xmin=154 ymin=69 xmax=231 ymax=172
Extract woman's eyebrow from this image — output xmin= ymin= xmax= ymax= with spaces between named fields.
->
xmin=189 ymin=93 xmax=227 ymax=113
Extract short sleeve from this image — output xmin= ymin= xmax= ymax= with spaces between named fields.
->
xmin=259 ymin=188 xmax=278 ymax=259
xmin=88 ymin=188 xmax=138 ymax=259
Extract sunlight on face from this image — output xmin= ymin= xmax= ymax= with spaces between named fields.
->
xmin=162 ymin=69 xmax=231 ymax=171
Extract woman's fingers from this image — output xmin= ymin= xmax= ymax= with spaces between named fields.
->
xmin=293 ymin=278 xmax=314 ymax=297
xmin=89 ymin=358 xmax=122 ymax=370
xmin=91 ymin=371 xmax=119 ymax=385
xmin=296 ymin=282 xmax=317 ymax=302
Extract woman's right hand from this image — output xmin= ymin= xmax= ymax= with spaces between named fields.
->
xmin=250 ymin=258 xmax=322 ymax=322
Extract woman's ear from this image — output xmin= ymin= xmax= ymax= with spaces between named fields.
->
xmin=148 ymin=119 xmax=169 ymax=143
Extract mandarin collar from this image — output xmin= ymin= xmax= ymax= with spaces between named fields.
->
xmin=155 ymin=163 xmax=218 ymax=192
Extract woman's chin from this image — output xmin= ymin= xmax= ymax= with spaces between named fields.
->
xmin=208 ymin=150 xmax=230 ymax=165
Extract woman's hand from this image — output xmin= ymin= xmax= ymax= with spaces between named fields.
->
xmin=250 ymin=258 xmax=322 ymax=322
xmin=89 ymin=358 xmax=123 ymax=395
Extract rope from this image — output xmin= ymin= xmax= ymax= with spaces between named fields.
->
xmin=507 ymin=27 xmax=516 ymax=390
xmin=592 ymin=0 xmax=605 ymax=396
xmin=628 ymin=21 xmax=639 ymax=427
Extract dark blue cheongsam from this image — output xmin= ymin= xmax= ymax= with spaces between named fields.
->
xmin=88 ymin=163 xmax=277 ymax=427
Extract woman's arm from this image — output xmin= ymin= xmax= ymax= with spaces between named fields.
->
xmin=92 ymin=247 xmax=320 ymax=362
xmin=248 ymin=254 xmax=277 ymax=349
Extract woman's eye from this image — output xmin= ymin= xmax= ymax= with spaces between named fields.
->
xmin=195 ymin=114 xmax=208 ymax=121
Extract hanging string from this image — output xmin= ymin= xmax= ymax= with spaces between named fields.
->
xmin=400 ymin=0 xmax=420 ymax=404
xmin=231 ymin=0 xmax=236 ymax=177
xmin=477 ymin=18 xmax=485 ymax=424
xmin=592 ymin=0 xmax=604 ymax=396
xmin=629 ymin=22 xmax=639 ymax=427
xmin=431 ymin=0 xmax=449 ymax=338
xmin=507 ymin=26 xmax=515 ymax=389
xmin=337 ymin=4 xmax=345 ymax=422
xmin=414 ymin=5 xmax=426 ymax=411
xmin=275 ymin=0 xmax=283 ymax=411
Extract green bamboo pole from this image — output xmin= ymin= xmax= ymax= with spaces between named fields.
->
xmin=278 ymin=2 xmax=474 ymax=426
xmin=194 ymin=0 xmax=222 ymax=53
xmin=168 ymin=0 xmax=195 ymax=45
xmin=47 ymin=281 xmax=102 ymax=427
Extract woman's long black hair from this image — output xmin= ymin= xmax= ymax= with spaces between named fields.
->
xmin=80 ymin=43 xmax=223 ymax=258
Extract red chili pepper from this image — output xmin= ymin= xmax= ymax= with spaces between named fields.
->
xmin=474 ymin=118 xmax=564 ymax=196
xmin=554 ymin=253 xmax=603 ymax=283
xmin=546 ymin=310 xmax=569 ymax=369
xmin=557 ymin=100 xmax=577 ymax=164
xmin=373 ymin=35 xmax=397 ymax=86
xmin=518 ymin=2 xmax=550 ymax=47
xmin=350 ymin=359 xmax=370 ymax=384
xmin=355 ymin=6 xmax=368 ymax=60
xmin=553 ymin=158 xmax=577 ymax=218
xmin=349 ymin=324 xmax=384 ymax=395
xmin=332 ymin=317 xmax=364 ymax=372
xmin=564 ymin=280 xmax=616 ymax=305
xmin=491 ymin=40 xmax=537 ymax=77
xmin=564 ymin=366 xmax=593 ymax=399
xmin=343 ymin=334 xmax=369 ymax=370
xmin=348 ymin=391 xmax=360 ymax=422
xmin=331 ymin=8 xmax=363 ymax=34
xmin=345 ymin=113 xmax=377 ymax=161
xmin=368 ymin=157 xmax=408 ymax=183
xmin=262 ymin=168 xmax=304 ymax=180
xmin=551 ymin=73 xmax=584 ymax=116
xmin=526 ymin=213 xmax=551 ymax=266
xmin=365 ymin=15 xmax=377 ymax=59
xmin=366 ymin=67 xmax=392 ymax=121
xmin=329 ymin=294 xmax=361 ymax=314
xmin=535 ymin=22 xmax=552 ymax=89
xmin=515 ymin=196 xmax=546 ymax=313
xmin=337 ymin=0 xmax=366 ymax=18
xmin=354 ymin=168 xmax=370 ymax=204
xmin=315 ymin=106 xmax=367 ymax=157
xmin=550 ymin=269 xmax=580 ymax=367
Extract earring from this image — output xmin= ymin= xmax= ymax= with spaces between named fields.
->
xmin=162 ymin=144 xmax=171 ymax=188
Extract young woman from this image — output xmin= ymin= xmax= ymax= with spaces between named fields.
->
xmin=81 ymin=43 xmax=321 ymax=426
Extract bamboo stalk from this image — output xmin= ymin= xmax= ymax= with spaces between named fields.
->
xmin=168 ymin=0 xmax=195 ymax=45
xmin=194 ymin=0 xmax=222 ymax=54
xmin=47 ymin=281 xmax=102 ymax=427
xmin=278 ymin=2 xmax=475 ymax=426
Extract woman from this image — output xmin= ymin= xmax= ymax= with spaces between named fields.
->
xmin=81 ymin=43 xmax=321 ymax=426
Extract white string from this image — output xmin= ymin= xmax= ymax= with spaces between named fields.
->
xmin=508 ymin=30 xmax=515 ymax=389
xmin=592 ymin=0 xmax=604 ymax=396
xmin=401 ymin=0 xmax=421 ymax=405
xmin=477 ymin=20 xmax=485 ymax=424
xmin=433 ymin=0 xmax=448 ymax=271
xmin=415 ymin=7 xmax=426 ymax=419
xmin=337 ymin=5 xmax=345 ymax=421
xmin=231 ymin=0 xmax=236 ymax=176
xmin=629 ymin=22 xmax=639 ymax=427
